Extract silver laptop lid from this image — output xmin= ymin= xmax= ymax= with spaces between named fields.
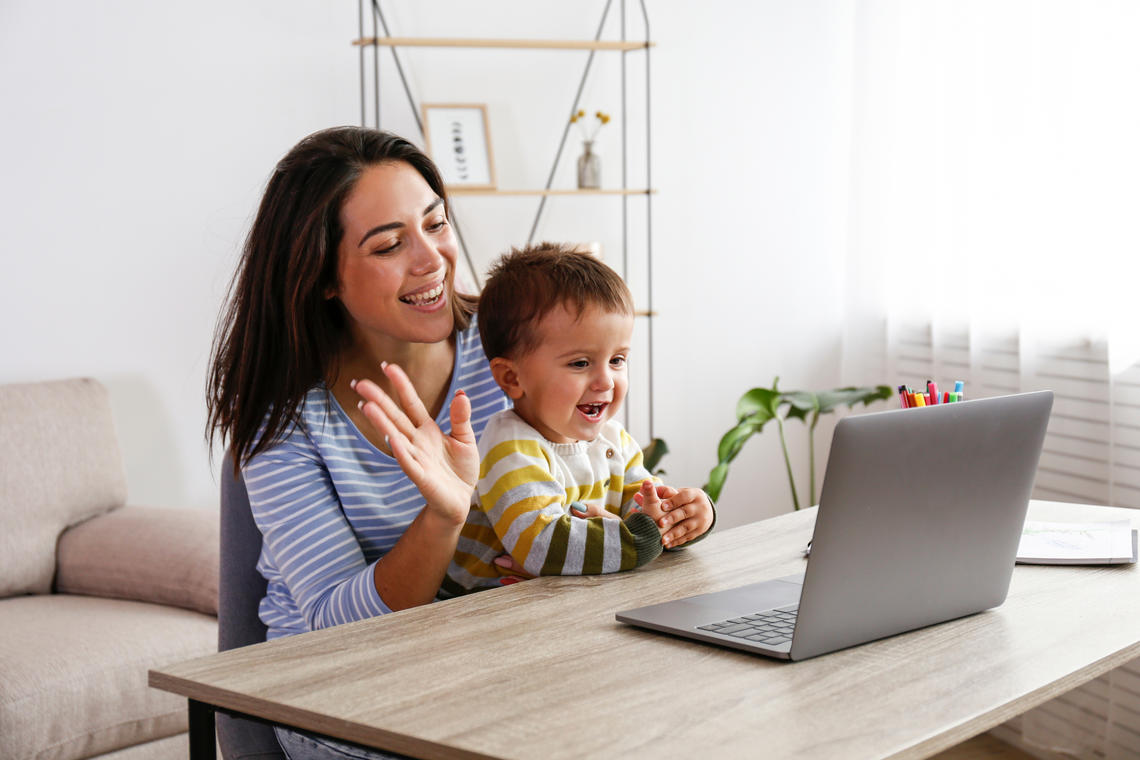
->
xmin=790 ymin=390 xmax=1053 ymax=660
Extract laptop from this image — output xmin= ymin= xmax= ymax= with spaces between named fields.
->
xmin=616 ymin=390 xmax=1054 ymax=661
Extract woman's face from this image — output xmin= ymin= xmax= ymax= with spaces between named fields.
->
xmin=333 ymin=161 xmax=458 ymax=348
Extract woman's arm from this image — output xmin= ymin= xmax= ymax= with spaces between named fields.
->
xmin=371 ymin=503 xmax=464 ymax=610
xmin=246 ymin=441 xmax=397 ymax=630
xmin=249 ymin=446 xmax=457 ymax=623
xmin=353 ymin=363 xmax=481 ymax=606
xmin=247 ymin=359 xmax=479 ymax=627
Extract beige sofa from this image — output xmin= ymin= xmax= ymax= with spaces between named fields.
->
xmin=0 ymin=378 xmax=219 ymax=760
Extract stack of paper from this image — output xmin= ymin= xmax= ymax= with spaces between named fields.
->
xmin=1016 ymin=520 xmax=1138 ymax=565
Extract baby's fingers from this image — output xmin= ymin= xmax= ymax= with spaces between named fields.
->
xmin=637 ymin=479 xmax=661 ymax=506
xmin=663 ymin=519 xmax=700 ymax=548
xmin=658 ymin=502 xmax=690 ymax=529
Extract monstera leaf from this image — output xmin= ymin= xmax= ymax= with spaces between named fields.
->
xmin=703 ymin=379 xmax=892 ymax=510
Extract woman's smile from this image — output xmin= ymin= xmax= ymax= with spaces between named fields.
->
xmin=399 ymin=280 xmax=447 ymax=310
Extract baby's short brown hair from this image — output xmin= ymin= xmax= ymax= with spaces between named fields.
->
xmin=478 ymin=243 xmax=633 ymax=360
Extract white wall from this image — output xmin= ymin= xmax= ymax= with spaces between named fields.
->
xmin=0 ymin=2 xmax=359 ymax=509
xmin=650 ymin=1 xmax=856 ymax=525
xmin=0 ymin=0 xmax=857 ymax=528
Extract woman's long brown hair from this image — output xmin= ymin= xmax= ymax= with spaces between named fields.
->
xmin=206 ymin=127 xmax=477 ymax=472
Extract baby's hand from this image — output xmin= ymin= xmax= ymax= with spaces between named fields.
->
xmin=653 ymin=486 xmax=715 ymax=549
xmin=569 ymin=501 xmax=620 ymax=520
xmin=631 ymin=480 xmax=668 ymax=532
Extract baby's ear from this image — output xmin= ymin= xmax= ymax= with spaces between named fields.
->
xmin=490 ymin=357 xmax=525 ymax=400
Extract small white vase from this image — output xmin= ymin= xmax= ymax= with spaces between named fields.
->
xmin=577 ymin=141 xmax=600 ymax=189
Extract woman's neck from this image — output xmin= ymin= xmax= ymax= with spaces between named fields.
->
xmin=329 ymin=333 xmax=457 ymax=452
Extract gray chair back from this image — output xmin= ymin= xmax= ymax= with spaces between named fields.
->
xmin=217 ymin=453 xmax=286 ymax=760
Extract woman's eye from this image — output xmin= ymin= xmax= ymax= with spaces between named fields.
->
xmin=373 ymin=240 xmax=400 ymax=255
xmin=426 ymin=218 xmax=448 ymax=232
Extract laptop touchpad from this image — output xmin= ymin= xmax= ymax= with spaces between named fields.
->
xmin=682 ymin=575 xmax=803 ymax=613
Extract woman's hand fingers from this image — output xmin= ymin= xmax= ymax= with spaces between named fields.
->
xmin=351 ymin=369 xmax=480 ymax=525
xmin=352 ymin=377 xmax=417 ymax=440
xmin=381 ymin=361 xmax=432 ymax=427
xmin=449 ymin=388 xmax=475 ymax=446
xmin=357 ymin=395 xmax=423 ymax=478
xmin=354 ymin=383 xmax=408 ymax=447
xmin=493 ymin=554 xmax=535 ymax=580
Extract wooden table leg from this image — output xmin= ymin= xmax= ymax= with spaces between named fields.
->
xmin=188 ymin=699 xmax=217 ymax=760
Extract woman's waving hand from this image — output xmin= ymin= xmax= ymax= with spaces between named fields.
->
xmin=352 ymin=362 xmax=479 ymax=526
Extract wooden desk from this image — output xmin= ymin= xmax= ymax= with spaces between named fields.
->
xmin=150 ymin=500 xmax=1140 ymax=760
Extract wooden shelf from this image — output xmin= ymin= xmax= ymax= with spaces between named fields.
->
xmin=447 ymin=188 xmax=655 ymax=197
xmin=352 ymin=37 xmax=653 ymax=51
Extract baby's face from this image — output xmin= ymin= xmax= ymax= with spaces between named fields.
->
xmin=509 ymin=303 xmax=634 ymax=444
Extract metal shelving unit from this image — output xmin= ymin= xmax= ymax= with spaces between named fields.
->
xmin=353 ymin=0 xmax=656 ymax=438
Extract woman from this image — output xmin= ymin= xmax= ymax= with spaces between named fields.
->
xmin=207 ymin=126 xmax=711 ymax=759
xmin=206 ymin=126 xmax=509 ymax=759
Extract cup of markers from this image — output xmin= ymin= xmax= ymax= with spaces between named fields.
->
xmin=898 ymin=380 xmax=965 ymax=408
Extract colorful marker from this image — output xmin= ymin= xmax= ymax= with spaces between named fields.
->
xmin=927 ymin=380 xmax=939 ymax=405
xmin=898 ymin=385 xmax=911 ymax=408
xmin=953 ymin=380 xmax=965 ymax=401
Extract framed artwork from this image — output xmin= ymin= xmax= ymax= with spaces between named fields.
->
xmin=421 ymin=104 xmax=496 ymax=190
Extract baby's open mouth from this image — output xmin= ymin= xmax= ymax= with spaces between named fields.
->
xmin=400 ymin=283 xmax=444 ymax=305
xmin=577 ymin=402 xmax=608 ymax=420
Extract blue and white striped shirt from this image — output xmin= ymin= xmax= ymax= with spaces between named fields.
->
xmin=243 ymin=324 xmax=510 ymax=639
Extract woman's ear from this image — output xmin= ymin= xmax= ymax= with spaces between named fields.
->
xmin=490 ymin=357 xmax=524 ymax=400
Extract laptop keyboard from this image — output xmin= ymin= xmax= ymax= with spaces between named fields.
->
xmin=696 ymin=604 xmax=798 ymax=645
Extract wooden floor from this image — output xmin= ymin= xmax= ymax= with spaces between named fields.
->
xmin=931 ymin=734 xmax=1038 ymax=760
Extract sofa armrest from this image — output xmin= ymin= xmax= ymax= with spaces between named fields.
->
xmin=55 ymin=505 xmax=219 ymax=616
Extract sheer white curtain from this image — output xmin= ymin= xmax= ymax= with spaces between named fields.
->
xmin=846 ymin=0 xmax=1140 ymax=357
xmin=842 ymin=3 xmax=1140 ymax=757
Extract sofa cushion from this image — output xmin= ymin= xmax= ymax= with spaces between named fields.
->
xmin=90 ymin=732 xmax=187 ymax=760
xmin=56 ymin=506 xmax=220 ymax=616
xmin=0 ymin=378 xmax=128 ymax=597
xmin=0 ymin=595 xmax=216 ymax=760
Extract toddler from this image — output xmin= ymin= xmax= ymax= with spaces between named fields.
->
xmin=442 ymin=243 xmax=714 ymax=595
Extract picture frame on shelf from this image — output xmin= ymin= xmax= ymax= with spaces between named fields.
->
xmin=421 ymin=103 xmax=496 ymax=190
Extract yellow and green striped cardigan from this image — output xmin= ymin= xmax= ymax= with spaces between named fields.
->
xmin=443 ymin=410 xmax=662 ymax=595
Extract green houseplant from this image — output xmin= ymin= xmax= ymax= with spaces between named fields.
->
xmin=706 ymin=379 xmax=892 ymax=510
